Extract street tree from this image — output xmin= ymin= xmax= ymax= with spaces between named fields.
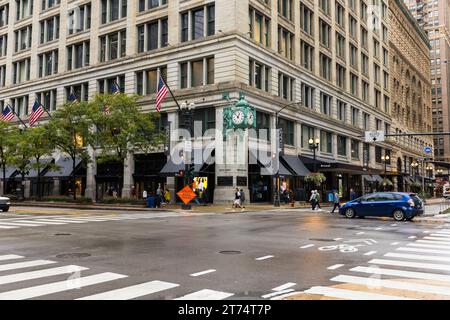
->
xmin=87 ymin=93 xmax=164 ymax=195
xmin=47 ymin=101 xmax=95 ymax=200
xmin=9 ymin=127 xmax=34 ymax=200
xmin=0 ymin=122 xmax=19 ymax=195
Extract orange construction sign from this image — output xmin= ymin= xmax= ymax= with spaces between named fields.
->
xmin=177 ymin=185 xmax=197 ymax=205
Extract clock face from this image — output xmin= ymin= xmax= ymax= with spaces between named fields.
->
xmin=247 ymin=111 xmax=254 ymax=126
xmin=232 ymin=110 xmax=245 ymax=125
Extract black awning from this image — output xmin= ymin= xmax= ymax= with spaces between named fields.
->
xmin=373 ymin=175 xmax=384 ymax=183
xmin=46 ymin=157 xmax=82 ymax=178
xmin=403 ymin=176 xmax=415 ymax=184
xmin=282 ymin=155 xmax=310 ymax=177
xmin=363 ymin=175 xmax=376 ymax=182
xmin=260 ymin=161 xmax=292 ymax=176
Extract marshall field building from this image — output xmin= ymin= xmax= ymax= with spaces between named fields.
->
xmin=0 ymin=0 xmax=434 ymax=204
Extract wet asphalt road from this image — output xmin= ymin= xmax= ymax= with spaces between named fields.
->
xmin=0 ymin=207 xmax=447 ymax=300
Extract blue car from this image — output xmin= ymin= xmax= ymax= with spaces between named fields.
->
xmin=339 ymin=192 xmax=424 ymax=221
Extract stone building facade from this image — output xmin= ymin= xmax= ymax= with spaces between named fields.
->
xmin=0 ymin=0 xmax=434 ymax=203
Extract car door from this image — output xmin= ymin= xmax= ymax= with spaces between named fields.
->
xmin=358 ymin=194 xmax=378 ymax=216
xmin=372 ymin=193 xmax=396 ymax=217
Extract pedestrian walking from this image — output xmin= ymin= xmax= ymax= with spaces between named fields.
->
xmin=315 ymin=190 xmax=323 ymax=211
xmin=164 ymin=188 xmax=171 ymax=204
xmin=331 ymin=190 xmax=341 ymax=214
xmin=233 ymin=188 xmax=242 ymax=209
xmin=240 ymin=189 xmax=246 ymax=208
xmin=142 ymin=190 xmax=148 ymax=200
xmin=309 ymin=190 xmax=317 ymax=210
xmin=156 ymin=184 xmax=163 ymax=204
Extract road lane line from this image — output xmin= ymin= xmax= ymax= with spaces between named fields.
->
xmin=0 ymin=221 xmax=43 ymax=227
xmin=14 ymin=220 xmax=67 ymax=225
xmin=77 ymin=280 xmax=179 ymax=300
xmin=351 ymin=266 xmax=450 ymax=283
xmin=397 ymin=247 xmax=450 ymax=255
xmin=407 ymin=243 xmax=450 ymax=250
xmin=262 ymin=289 xmax=294 ymax=299
xmin=331 ymin=275 xmax=450 ymax=296
xmin=327 ymin=264 xmax=344 ymax=270
xmin=304 ymin=286 xmax=414 ymax=300
xmin=271 ymin=283 xmax=296 ymax=292
xmin=190 ymin=269 xmax=216 ymax=277
xmin=430 ymin=234 xmax=450 ymax=238
xmin=385 ymin=252 xmax=450 ymax=263
xmin=334 ymin=238 xmax=343 ymax=241
xmin=391 ymin=224 xmax=398 ymax=227
xmin=0 ymin=225 xmax=18 ymax=229
xmin=174 ymin=289 xmax=234 ymax=300
xmin=369 ymin=258 xmax=450 ymax=271
xmin=408 ymin=236 xmax=417 ymax=239
xmin=356 ymin=232 xmax=365 ymax=235
xmin=390 ymin=242 xmax=400 ymax=245
xmin=256 ymin=255 xmax=274 ymax=261
xmin=0 ymin=265 xmax=88 ymax=285
xmin=417 ymin=240 xmax=450 ymax=245
xmin=0 ymin=260 xmax=57 ymax=272
xmin=300 ymin=244 xmax=315 ymax=249
xmin=423 ymin=237 xmax=450 ymax=242
xmin=0 ymin=272 xmax=127 ymax=300
xmin=364 ymin=251 xmax=377 ymax=256
xmin=0 ymin=255 xmax=24 ymax=261
xmin=39 ymin=219 xmax=87 ymax=224
xmin=49 ymin=218 xmax=106 ymax=222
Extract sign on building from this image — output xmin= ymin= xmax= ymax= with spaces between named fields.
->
xmin=365 ymin=131 xmax=385 ymax=143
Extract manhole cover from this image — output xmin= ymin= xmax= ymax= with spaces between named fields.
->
xmin=309 ymin=238 xmax=336 ymax=242
xmin=219 ymin=250 xmax=242 ymax=255
xmin=56 ymin=253 xmax=91 ymax=259
xmin=54 ymin=233 xmax=72 ymax=236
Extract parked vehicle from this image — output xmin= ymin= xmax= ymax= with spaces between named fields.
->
xmin=443 ymin=183 xmax=450 ymax=199
xmin=0 ymin=196 xmax=11 ymax=212
xmin=339 ymin=192 xmax=424 ymax=221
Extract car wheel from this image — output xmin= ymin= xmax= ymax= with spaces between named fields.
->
xmin=2 ymin=208 xmax=9 ymax=212
xmin=393 ymin=209 xmax=405 ymax=222
xmin=345 ymin=208 xmax=356 ymax=219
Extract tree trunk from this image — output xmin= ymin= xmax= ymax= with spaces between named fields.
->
xmin=37 ymin=159 xmax=41 ymax=201
xmin=72 ymin=157 xmax=77 ymax=201
xmin=2 ymin=164 xmax=6 ymax=195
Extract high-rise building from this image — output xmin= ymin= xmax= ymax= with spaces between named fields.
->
xmin=405 ymin=0 xmax=450 ymax=162
xmin=0 ymin=0 xmax=434 ymax=203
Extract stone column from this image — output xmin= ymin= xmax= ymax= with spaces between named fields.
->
xmin=393 ymin=176 xmax=398 ymax=192
xmin=24 ymin=180 xmax=31 ymax=199
xmin=122 ymin=152 xmax=134 ymax=198
xmin=85 ymin=146 xmax=97 ymax=201
xmin=52 ymin=179 xmax=60 ymax=196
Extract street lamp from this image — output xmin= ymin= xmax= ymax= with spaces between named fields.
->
xmin=179 ymin=102 xmax=195 ymax=210
xmin=437 ymin=169 xmax=444 ymax=176
xmin=308 ymin=138 xmax=320 ymax=173
xmin=411 ymin=161 xmax=419 ymax=188
xmin=381 ymin=155 xmax=390 ymax=191
xmin=426 ymin=165 xmax=434 ymax=178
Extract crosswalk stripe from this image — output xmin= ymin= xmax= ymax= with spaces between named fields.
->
xmin=77 ymin=280 xmax=179 ymax=300
xmin=369 ymin=258 xmax=450 ymax=271
xmin=174 ymin=289 xmax=234 ymax=300
xmin=304 ymin=286 xmax=414 ymax=300
xmin=364 ymin=251 xmax=377 ymax=256
xmin=327 ymin=264 xmax=345 ymax=270
xmin=14 ymin=220 xmax=67 ymax=226
xmin=0 ymin=265 xmax=89 ymax=285
xmin=430 ymin=234 xmax=450 ymax=238
xmin=256 ymin=256 xmax=274 ymax=261
xmin=39 ymin=219 xmax=87 ymax=224
xmin=417 ymin=240 xmax=450 ymax=245
xmin=331 ymin=275 xmax=450 ymax=296
xmin=0 ymin=221 xmax=43 ymax=227
xmin=423 ymin=237 xmax=450 ymax=242
xmin=0 ymin=225 xmax=18 ymax=229
xmin=50 ymin=217 xmax=107 ymax=222
xmin=397 ymin=247 xmax=450 ymax=255
xmin=0 ymin=272 xmax=127 ymax=300
xmin=190 ymin=269 xmax=216 ymax=277
xmin=385 ymin=252 xmax=450 ymax=263
xmin=407 ymin=243 xmax=450 ymax=250
xmin=351 ymin=266 xmax=450 ymax=283
xmin=262 ymin=289 xmax=295 ymax=299
xmin=0 ymin=255 xmax=24 ymax=261
xmin=271 ymin=283 xmax=296 ymax=291
xmin=0 ymin=260 xmax=57 ymax=272
xmin=436 ymin=230 xmax=450 ymax=234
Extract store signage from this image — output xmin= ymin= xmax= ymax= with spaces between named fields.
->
xmin=365 ymin=131 xmax=385 ymax=143
xmin=164 ymin=122 xmax=171 ymax=156
xmin=277 ymin=128 xmax=284 ymax=156
xmin=177 ymin=186 xmax=197 ymax=205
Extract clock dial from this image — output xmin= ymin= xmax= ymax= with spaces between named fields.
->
xmin=232 ymin=110 xmax=245 ymax=125
xmin=247 ymin=111 xmax=254 ymax=126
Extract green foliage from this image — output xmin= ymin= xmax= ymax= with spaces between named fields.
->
xmin=304 ymin=172 xmax=327 ymax=186
xmin=0 ymin=122 xmax=19 ymax=193
xmin=97 ymin=197 xmax=145 ymax=205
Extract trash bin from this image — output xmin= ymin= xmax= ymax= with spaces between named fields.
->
xmin=147 ymin=196 xmax=156 ymax=208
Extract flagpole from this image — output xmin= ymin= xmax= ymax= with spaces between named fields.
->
xmin=7 ymin=104 xmax=28 ymax=128
xmin=162 ymin=78 xmax=182 ymax=111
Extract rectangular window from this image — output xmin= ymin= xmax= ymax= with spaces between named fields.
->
xmin=98 ymin=75 xmax=125 ymax=94
xmin=319 ymin=19 xmax=330 ymax=48
xmin=13 ymin=58 xmax=30 ymax=84
xmin=67 ymin=41 xmax=90 ymax=70
xmin=16 ymin=0 xmax=33 ymax=21
xmin=0 ymin=35 xmax=8 ymax=57
xmin=101 ymin=0 xmax=126 ymax=24
xmin=302 ymin=84 xmax=315 ymax=109
xmin=336 ymin=33 xmax=345 ymax=59
xmin=319 ymin=0 xmax=330 ymax=15
xmin=351 ymin=107 xmax=359 ymax=127
xmin=14 ymin=25 xmax=32 ymax=52
xmin=320 ymin=131 xmax=332 ymax=153
xmin=38 ymin=50 xmax=58 ymax=77
xmin=350 ymin=44 xmax=358 ymax=68
xmin=336 ymin=3 xmax=345 ymax=28
xmin=0 ymin=4 xmax=9 ymax=27
xmin=361 ymin=54 xmax=369 ymax=76
xmin=65 ymin=83 xmax=89 ymax=102
xmin=138 ymin=0 xmax=167 ymax=12
xmin=375 ymin=146 xmax=382 ymax=163
xmin=336 ymin=64 xmax=346 ymax=89
xmin=278 ymin=0 xmax=294 ymax=21
xmin=363 ymin=113 xmax=370 ymax=130
xmin=361 ymin=27 xmax=368 ymax=49
xmin=68 ymin=3 xmax=91 ymax=35
xmin=278 ymin=26 xmax=294 ymax=60
xmin=11 ymin=95 xmax=29 ymax=116
xmin=180 ymin=57 xmax=215 ymax=89
xmin=300 ymin=3 xmax=314 ymax=36
xmin=181 ymin=5 xmax=215 ymax=42
xmin=320 ymin=53 xmax=331 ymax=80
xmin=337 ymin=100 xmax=346 ymax=122
xmin=99 ymin=30 xmax=126 ymax=62
xmin=320 ymin=92 xmax=332 ymax=115
xmin=41 ymin=0 xmax=61 ymax=11
xmin=0 ymin=65 xmax=6 ymax=87
xmin=39 ymin=15 xmax=60 ymax=44
xmin=374 ymin=89 xmax=381 ymax=109
xmin=278 ymin=118 xmax=294 ymax=146
xmin=350 ymin=73 xmax=358 ymax=96
xmin=278 ymin=73 xmax=294 ymax=101
xmin=301 ymin=40 xmax=314 ymax=71
xmin=249 ymin=59 xmax=270 ymax=92
xmin=362 ymin=81 xmax=369 ymax=102
xmin=337 ymin=136 xmax=347 ymax=156
xmin=301 ymin=125 xmax=315 ymax=149
xmin=351 ymin=140 xmax=360 ymax=160
xmin=36 ymin=89 xmax=57 ymax=111
xmin=136 ymin=66 xmax=167 ymax=95
xmin=349 ymin=15 xmax=357 ymax=39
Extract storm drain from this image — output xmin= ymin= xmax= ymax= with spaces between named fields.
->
xmin=56 ymin=253 xmax=91 ymax=259
xmin=54 ymin=233 xmax=72 ymax=236
xmin=219 ymin=250 xmax=242 ymax=255
xmin=309 ymin=238 xmax=336 ymax=242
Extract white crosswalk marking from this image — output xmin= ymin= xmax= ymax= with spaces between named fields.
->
xmin=407 ymin=243 xmax=450 ymax=250
xmin=0 ymin=221 xmax=43 ymax=227
xmin=0 ymin=272 xmax=127 ymax=300
xmin=39 ymin=219 xmax=87 ymax=224
xmin=0 ymin=260 xmax=57 ymax=272
xmin=0 ymin=265 xmax=88 ymax=285
xmin=385 ymin=252 xmax=450 ymax=263
xmin=430 ymin=234 xmax=450 ymax=238
xmin=175 ymin=289 xmax=234 ymax=300
xmin=304 ymin=286 xmax=414 ymax=300
xmin=423 ymin=237 xmax=450 ymax=242
xmin=271 ymin=283 xmax=296 ymax=291
xmin=331 ymin=275 xmax=450 ymax=296
xmin=190 ymin=269 xmax=216 ymax=277
xmin=417 ymin=240 xmax=450 ymax=245
xmin=351 ymin=266 xmax=450 ymax=283
xmin=368 ymin=258 xmax=450 ymax=271
xmin=14 ymin=220 xmax=67 ymax=225
xmin=397 ymin=247 xmax=450 ymax=255
xmin=0 ymin=254 xmax=24 ymax=261
xmin=77 ymin=280 xmax=179 ymax=300
xmin=0 ymin=225 xmax=18 ymax=229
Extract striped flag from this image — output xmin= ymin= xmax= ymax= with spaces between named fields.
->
xmin=104 ymin=81 xmax=121 ymax=115
xmin=0 ymin=105 xmax=15 ymax=122
xmin=156 ymin=76 xmax=168 ymax=113
xmin=68 ymin=91 xmax=78 ymax=104
xmin=29 ymin=100 xmax=45 ymax=127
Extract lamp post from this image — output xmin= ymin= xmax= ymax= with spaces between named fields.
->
xmin=381 ymin=155 xmax=390 ymax=191
xmin=426 ymin=165 xmax=433 ymax=178
xmin=308 ymin=138 xmax=320 ymax=173
xmin=273 ymin=102 xmax=300 ymax=207
xmin=411 ymin=161 xmax=419 ymax=192
xmin=179 ymin=102 xmax=195 ymax=210
xmin=437 ymin=168 xmax=444 ymax=176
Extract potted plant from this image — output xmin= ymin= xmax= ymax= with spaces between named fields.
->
xmin=304 ymin=172 xmax=327 ymax=187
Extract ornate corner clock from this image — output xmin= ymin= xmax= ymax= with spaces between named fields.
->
xmin=223 ymin=93 xmax=256 ymax=139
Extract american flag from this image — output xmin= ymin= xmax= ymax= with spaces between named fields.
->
xmin=104 ymin=81 xmax=121 ymax=115
xmin=29 ymin=100 xmax=45 ymax=127
xmin=0 ymin=105 xmax=15 ymax=122
xmin=68 ymin=91 xmax=78 ymax=104
xmin=156 ymin=76 xmax=169 ymax=113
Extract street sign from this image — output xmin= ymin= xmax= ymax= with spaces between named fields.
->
xmin=277 ymin=128 xmax=284 ymax=156
xmin=365 ymin=131 xmax=385 ymax=143
xmin=176 ymin=185 xmax=197 ymax=205
xmin=164 ymin=122 xmax=171 ymax=156
xmin=424 ymin=146 xmax=432 ymax=154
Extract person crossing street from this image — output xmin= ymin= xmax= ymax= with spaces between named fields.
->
xmin=330 ymin=190 xmax=341 ymax=214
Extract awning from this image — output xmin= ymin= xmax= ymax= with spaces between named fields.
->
xmin=403 ymin=176 xmax=415 ymax=184
xmin=0 ymin=167 xmax=18 ymax=180
xmin=282 ymin=155 xmax=310 ymax=177
xmin=46 ymin=157 xmax=82 ymax=177
xmin=373 ymin=175 xmax=384 ymax=183
xmin=26 ymin=159 xmax=53 ymax=178
xmin=261 ymin=161 xmax=292 ymax=176
xmin=363 ymin=175 xmax=376 ymax=182
xmin=160 ymin=158 xmax=202 ymax=176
